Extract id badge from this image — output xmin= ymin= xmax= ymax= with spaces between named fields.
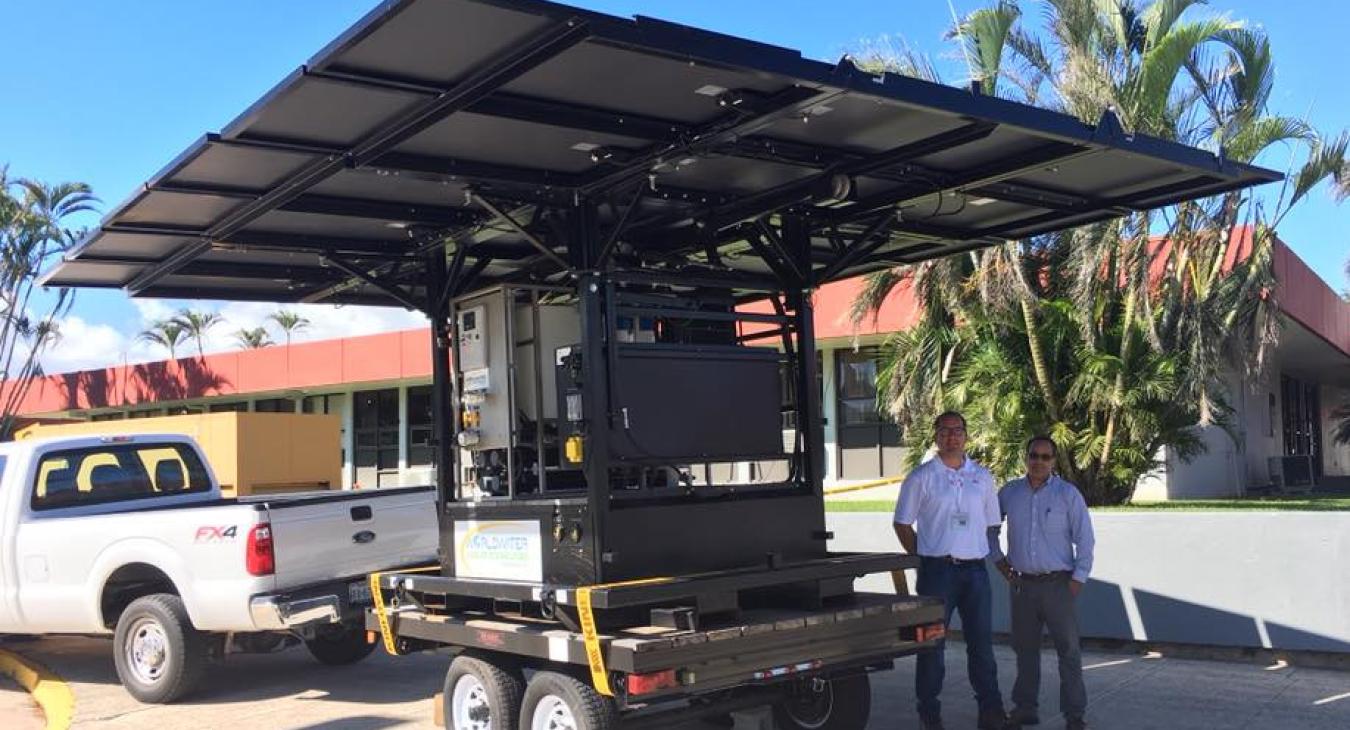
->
xmin=953 ymin=511 xmax=970 ymax=528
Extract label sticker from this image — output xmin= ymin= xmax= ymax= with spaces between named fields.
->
xmin=453 ymin=520 xmax=542 ymax=582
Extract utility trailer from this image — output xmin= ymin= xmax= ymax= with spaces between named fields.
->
xmin=42 ymin=0 xmax=1279 ymax=727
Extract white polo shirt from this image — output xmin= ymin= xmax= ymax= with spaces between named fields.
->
xmin=893 ymin=456 xmax=1000 ymax=560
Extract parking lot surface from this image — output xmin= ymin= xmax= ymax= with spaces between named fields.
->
xmin=3 ymin=635 xmax=1348 ymax=729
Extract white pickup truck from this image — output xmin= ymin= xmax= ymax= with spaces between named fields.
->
xmin=0 ymin=433 xmax=438 ymax=703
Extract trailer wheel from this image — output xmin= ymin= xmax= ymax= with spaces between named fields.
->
xmin=112 ymin=593 xmax=206 ymax=704
xmin=520 ymin=671 xmax=617 ymax=730
xmin=305 ymin=621 xmax=377 ymax=665
xmin=772 ymin=674 xmax=870 ymax=730
xmin=444 ymin=651 xmax=525 ymax=730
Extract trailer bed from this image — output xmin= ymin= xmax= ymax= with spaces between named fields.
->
xmin=369 ymin=591 xmax=944 ymax=703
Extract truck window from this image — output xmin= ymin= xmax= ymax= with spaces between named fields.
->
xmin=31 ymin=442 xmax=211 ymax=511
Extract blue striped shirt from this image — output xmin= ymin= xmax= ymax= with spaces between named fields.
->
xmin=989 ymin=475 xmax=1095 ymax=583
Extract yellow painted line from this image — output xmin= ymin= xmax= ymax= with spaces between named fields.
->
xmin=0 ymin=647 xmax=75 ymax=730
xmin=824 ymin=476 xmax=902 ymax=496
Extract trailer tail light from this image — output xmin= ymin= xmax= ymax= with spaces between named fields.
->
xmin=625 ymin=669 xmax=679 ymax=696
xmin=246 ymin=523 xmax=275 ymax=576
xmin=915 ymin=622 xmax=945 ymax=642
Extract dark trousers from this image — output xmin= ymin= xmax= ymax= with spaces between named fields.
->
xmin=915 ymin=557 xmax=1004 ymax=720
xmin=1009 ymin=573 xmax=1087 ymax=721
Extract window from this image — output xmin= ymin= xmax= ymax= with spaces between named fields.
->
xmin=353 ymin=389 xmax=399 ymax=488
xmin=127 ymin=409 xmax=164 ymax=419
xmin=91 ymin=412 xmax=126 ymax=422
xmin=31 ymin=442 xmax=211 ymax=511
xmin=407 ymin=385 xmax=434 ymax=468
xmin=838 ymin=348 xmax=885 ymax=426
xmin=166 ymin=405 xmax=203 ymax=416
xmin=254 ymin=398 xmax=296 ymax=413
xmin=209 ymin=402 xmax=248 ymax=413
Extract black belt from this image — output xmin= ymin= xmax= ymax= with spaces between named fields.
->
xmin=926 ymin=555 xmax=985 ymax=565
xmin=1012 ymin=570 xmax=1070 ymax=581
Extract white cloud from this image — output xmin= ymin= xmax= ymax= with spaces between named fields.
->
xmin=38 ymin=300 xmax=429 ymax=376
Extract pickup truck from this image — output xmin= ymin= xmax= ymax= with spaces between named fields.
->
xmin=0 ymin=433 xmax=438 ymax=703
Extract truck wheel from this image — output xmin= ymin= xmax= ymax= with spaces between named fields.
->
xmin=520 ymin=671 xmax=617 ymax=730
xmin=772 ymin=674 xmax=870 ymax=730
xmin=112 ymin=594 xmax=206 ymax=704
xmin=444 ymin=651 xmax=524 ymax=730
xmin=305 ymin=622 xmax=376 ymax=665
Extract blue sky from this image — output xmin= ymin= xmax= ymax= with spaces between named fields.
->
xmin=3 ymin=0 xmax=1346 ymax=373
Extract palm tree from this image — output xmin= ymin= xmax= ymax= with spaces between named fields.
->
xmin=234 ymin=327 xmax=274 ymax=349
xmin=138 ymin=319 xmax=188 ymax=360
xmin=173 ymin=308 xmax=223 ymax=359
xmin=853 ymin=0 xmax=1348 ymax=504
xmin=0 ymin=170 xmax=96 ymax=439
xmin=269 ymin=309 xmax=310 ymax=347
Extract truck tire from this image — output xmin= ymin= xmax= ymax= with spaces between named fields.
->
xmin=772 ymin=674 xmax=870 ymax=730
xmin=305 ymin=622 xmax=377 ymax=665
xmin=112 ymin=593 xmax=206 ymax=704
xmin=520 ymin=671 xmax=617 ymax=730
xmin=444 ymin=651 xmax=525 ymax=730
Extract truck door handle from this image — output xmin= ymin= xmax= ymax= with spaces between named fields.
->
xmin=351 ymin=505 xmax=373 ymax=521
xmin=353 ymin=530 xmax=376 ymax=544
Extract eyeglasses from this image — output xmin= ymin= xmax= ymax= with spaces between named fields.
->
xmin=1027 ymin=452 xmax=1055 ymax=462
xmin=936 ymin=427 xmax=966 ymax=436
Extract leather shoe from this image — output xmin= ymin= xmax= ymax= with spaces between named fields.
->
xmin=1066 ymin=719 xmax=1087 ymax=730
xmin=1008 ymin=707 xmax=1041 ymax=726
xmin=919 ymin=717 xmax=945 ymax=730
xmin=977 ymin=708 xmax=1011 ymax=730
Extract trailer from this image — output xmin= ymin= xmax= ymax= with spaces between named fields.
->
xmin=42 ymin=0 xmax=1279 ymax=727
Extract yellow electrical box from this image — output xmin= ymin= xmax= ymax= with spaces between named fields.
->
xmin=564 ymin=434 xmax=584 ymax=464
xmin=16 ymin=412 xmax=343 ymax=497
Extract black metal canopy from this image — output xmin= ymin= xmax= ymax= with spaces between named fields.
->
xmin=42 ymin=0 xmax=1280 ymax=307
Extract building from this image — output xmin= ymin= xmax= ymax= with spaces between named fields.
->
xmin=9 ymin=239 xmax=1349 ymax=496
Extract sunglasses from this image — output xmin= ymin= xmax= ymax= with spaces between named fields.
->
xmin=1027 ymin=452 xmax=1056 ymax=462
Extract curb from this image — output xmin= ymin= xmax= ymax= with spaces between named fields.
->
xmin=0 ymin=647 xmax=74 ymax=730
xmin=823 ymin=476 xmax=902 ymax=496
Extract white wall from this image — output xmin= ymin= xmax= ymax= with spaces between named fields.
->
xmin=829 ymin=511 xmax=1350 ymax=654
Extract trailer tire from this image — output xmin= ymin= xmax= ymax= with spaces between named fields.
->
xmin=112 ymin=593 xmax=206 ymax=704
xmin=306 ymin=621 xmax=377 ymax=665
xmin=444 ymin=651 xmax=525 ymax=730
xmin=772 ymin=674 xmax=870 ymax=730
xmin=520 ymin=671 xmax=617 ymax=730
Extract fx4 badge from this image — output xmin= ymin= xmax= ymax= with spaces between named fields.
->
xmin=195 ymin=525 xmax=239 ymax=543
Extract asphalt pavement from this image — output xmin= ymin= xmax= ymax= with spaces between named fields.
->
xmin=3 ymin=635 xmax=1348 ymax=729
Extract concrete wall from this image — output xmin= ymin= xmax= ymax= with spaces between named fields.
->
xmin=828 ymin=511 xmax=1350 ymax=654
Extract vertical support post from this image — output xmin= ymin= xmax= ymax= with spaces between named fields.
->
xmin=579 ymin=272 xmax=612 ymax=583
xmin=426 ymin=249 xmax=455 ymax=506
xmin=789 ymin=287 xmax=825 ymax=493
xmin=782 ymin=215 xmax=824 ymax=493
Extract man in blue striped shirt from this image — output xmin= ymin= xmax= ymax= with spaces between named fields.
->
xmin=990 ymin=435 xmax=1095 ymax=730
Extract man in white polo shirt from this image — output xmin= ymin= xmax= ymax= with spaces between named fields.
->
xmin=895 ymin=411 xmax=1008 ymax=730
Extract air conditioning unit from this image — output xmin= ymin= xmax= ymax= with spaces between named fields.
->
xmin=1268 ymin=455 xmax=1316 ymax=492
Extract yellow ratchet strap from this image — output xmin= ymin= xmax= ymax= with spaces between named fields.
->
xmin=369 ymin=565 xmax=441 ymax=657
xmin=575 ymin=577 xmax=673 ymax=696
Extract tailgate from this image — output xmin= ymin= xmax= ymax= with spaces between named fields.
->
xmin=265 ymin=487 xmax=438 ymax=589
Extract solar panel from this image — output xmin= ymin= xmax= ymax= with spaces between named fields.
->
xmin=42 ymin=0 xmax=1280 ymax=307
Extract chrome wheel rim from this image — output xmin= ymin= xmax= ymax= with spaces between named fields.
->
xmin=452 ymin=674 xmax=492 ymax=730
xmin=531 ymin=694 xmax=577 ymax=730
xmin=124 ymin=617 xmax=170 ymax=686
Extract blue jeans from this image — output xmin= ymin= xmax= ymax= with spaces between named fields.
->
xmin=915 ymin=556 xmax=1004 ymax=720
